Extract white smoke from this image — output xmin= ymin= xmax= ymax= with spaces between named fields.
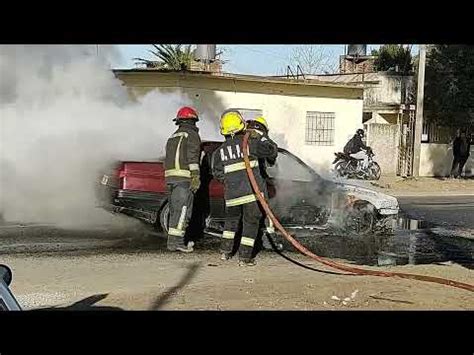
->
xmin=0 ymin=45 xmax=220 ymax=228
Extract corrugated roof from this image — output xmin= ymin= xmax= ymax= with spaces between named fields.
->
xmin=305 ymin=73 xmax=380 ymax=83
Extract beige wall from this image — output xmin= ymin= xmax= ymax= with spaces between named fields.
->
xmin=364 ymin=74 xmax=413 ymax=106
xmin=182 ymin=88 xmax=363 ymax=172
xmin=119 ymin=74 xmax=363 ymax=173
xmin=420 ymin=143 xmax=473 ymax=177
xmin=367 ymin=123 xmax=399 ymax=175
xmin=198 ymin=90 xmax=362 ymax=172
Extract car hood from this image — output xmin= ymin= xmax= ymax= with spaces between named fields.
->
xmin=333 ymin=180 xmax=399 ymax=214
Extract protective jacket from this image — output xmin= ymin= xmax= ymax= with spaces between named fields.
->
xmin=212 ymin=132 xmax=278 ymax=207
xmin=165 ymin=122 xmax=201 ymax=183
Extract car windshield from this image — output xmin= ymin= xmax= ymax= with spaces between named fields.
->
xmin=266 ymin=150 xmax=316 ymax=182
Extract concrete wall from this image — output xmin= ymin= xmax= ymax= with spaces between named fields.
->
xmin=367 ymin=123 xmax=399 ymax=175
xmin=115 ymin=71 xmax=364 ymax=173
xmin=365 ymin=112 xmax=392 ymax=125
xmin=312 ymin=72 xmax=414 ymax=108
xmin=420 ymin=143 xmax=474 ymax=177
xmin=364 ymin=73 xmax=414 ymax=107
xmin=159 ymin=87 xmax=363 ymax=173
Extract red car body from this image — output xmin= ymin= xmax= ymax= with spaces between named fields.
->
xmin=97 ymin=141 xmax=335 ymax=234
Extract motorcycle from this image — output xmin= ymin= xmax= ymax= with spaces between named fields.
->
xmin=332 ymin=148 xmax=381 ymax=180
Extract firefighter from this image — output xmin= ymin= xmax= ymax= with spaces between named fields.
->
xmin=246 ymin=116 xmax=281 ymax=251
xmin=164 ymin=106 xmax=202 ymax=253
xmin=246 ymin=116 xmax=276 ymax=179
xmin=212 ymin=110 xmax=278 ymax=266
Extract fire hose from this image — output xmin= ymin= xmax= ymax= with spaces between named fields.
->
xmin=242 ymin=131 xmax=474 ymax=293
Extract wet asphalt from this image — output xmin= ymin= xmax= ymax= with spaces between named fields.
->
xmin=397 ymin=195 xmax=474 ymax=229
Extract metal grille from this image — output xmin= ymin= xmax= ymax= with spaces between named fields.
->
xmin=423 ymin=122 xmax=454 ymax=143
xmin=397 ymin=106 xmax=416 ymax=177
xmin=305 ymin=111 xmax=335 ymax=146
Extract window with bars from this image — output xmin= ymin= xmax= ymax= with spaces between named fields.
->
xmin=305 ymin=111 xmax=335 ymax=146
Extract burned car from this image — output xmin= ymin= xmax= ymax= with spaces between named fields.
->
xmin=97 ymin=141 xmax=399 ymax=237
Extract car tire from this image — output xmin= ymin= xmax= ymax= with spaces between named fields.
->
xmin=345 ymin=201 xmax=375 ymax=234
xmin=159 ymin=202 xmax=170 ymax=234
xmin=375 ymin=215 xmax=395 ymax=233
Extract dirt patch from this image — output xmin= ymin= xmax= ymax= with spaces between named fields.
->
xmin=4 ymin=250 xmax=473 ymax=310
xmin=367 ymin=176 xmax=474 ymax=196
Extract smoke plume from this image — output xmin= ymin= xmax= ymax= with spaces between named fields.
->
xmin=0 ymin=45 xmax=219 ymax=228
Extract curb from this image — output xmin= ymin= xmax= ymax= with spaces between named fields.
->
xmin=391 ymin=193 xmax=474 ymax=197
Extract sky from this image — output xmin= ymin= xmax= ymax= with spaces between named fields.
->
xmin=113 ymin=45 xmax=393 ymax=75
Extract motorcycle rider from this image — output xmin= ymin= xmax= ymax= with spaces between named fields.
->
xmin=343 ymin=128 xmax=372 ymax=169
xmin=164 ymin=106 xmax=202 ymax=253
xmin=212 ymin=110 xmax=278 ymax=266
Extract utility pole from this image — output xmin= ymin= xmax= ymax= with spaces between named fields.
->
xmin=412 ymin=44 xmax=427 ymax=177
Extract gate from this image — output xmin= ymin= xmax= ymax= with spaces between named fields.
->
xmin=397 ymin=104 xmax=416 ymax=177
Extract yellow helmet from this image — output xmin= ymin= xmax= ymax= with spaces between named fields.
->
xmin=220 ymin=110 xmax=246 ymax=136
xmin=254 ymin=116 xmax=269 ymax=131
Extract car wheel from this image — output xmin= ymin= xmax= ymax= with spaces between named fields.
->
xmin=159 ymin=202 xmax=170 ymax=234
xmin=345 ymin=201 xmax=375 ymax=234
xmin=375 ymin=215 xmax=395 ymax=233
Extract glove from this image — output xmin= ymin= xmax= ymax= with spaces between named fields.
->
xmin=190 ymin=173 xmax=201 ymax=193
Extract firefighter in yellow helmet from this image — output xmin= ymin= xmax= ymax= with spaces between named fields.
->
xmin=248 ymin=116 xmax=269 ymax=134
xmin=246 ymin=116 xmax=280 ymax=250
xmin=246 ymin=116 xmax=276 ymax=178
xmin=211 ymin=110 xmax=278 ymax=265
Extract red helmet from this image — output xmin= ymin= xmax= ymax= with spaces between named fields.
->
xmin=175 ymin=106 xmax=199 ymax=122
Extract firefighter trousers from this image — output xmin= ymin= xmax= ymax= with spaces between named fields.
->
xmin=167 ymin=181 xmax=194 ymax=250
xmin=220 ymin=201 xmax=262 ymax=261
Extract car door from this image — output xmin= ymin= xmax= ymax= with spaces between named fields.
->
xmin=265 ymin=149 xmax=334 ymax=226
xmin=199 ymin=143 xmax=226 ymax=221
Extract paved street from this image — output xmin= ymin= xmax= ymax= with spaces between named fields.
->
xmin=398 ymin=195 xmax=474 ymax=229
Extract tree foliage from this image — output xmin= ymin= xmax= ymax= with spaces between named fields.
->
xmin=134 ymin=45 xmax=194 ymax=71
xmin=424 ymin=45 xmax=474 ymax=128
xmin=371 ymin=44 xmax=413 ymax=74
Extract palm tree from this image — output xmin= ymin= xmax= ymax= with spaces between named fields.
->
xmin=134 ymin=45 xmax=194 ymax=71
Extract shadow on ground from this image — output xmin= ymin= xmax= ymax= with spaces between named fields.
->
xmin=35 ymin=293 xmax=124 ymax=311
xmin=150 ymin=262 xmax=202 ymax=310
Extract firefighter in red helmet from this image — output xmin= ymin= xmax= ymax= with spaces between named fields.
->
xmin=164 ymin=106 xmax=202 ymax=252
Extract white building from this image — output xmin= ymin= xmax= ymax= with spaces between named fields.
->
xmin=113 ymin=70 xmax=364 ymax=173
